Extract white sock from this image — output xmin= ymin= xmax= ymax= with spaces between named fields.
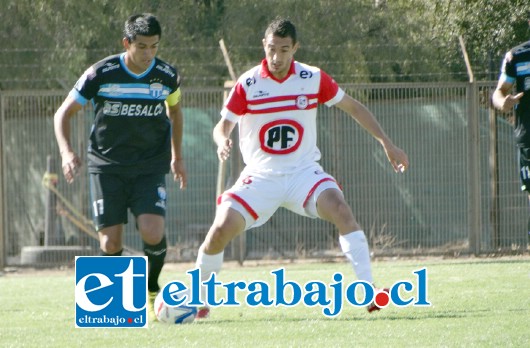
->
xmin=195 ymin=250 xmax=224 ymax=304
xmin=339 ymin=230 xmax=373 ymax=283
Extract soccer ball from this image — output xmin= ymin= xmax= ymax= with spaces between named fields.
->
xmin=154 ymin=289 xmax=198 ymax=324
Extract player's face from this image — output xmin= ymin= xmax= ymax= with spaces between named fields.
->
xmin=262 ymin=34 xmax=298 ymax=79
xmin=123 ymin=35 xmax=160 ymax=74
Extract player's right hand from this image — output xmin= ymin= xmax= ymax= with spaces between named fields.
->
xmin=217 ymin=138 xmax=232 ymax=162
xmin=61 ymin=151 xmax=82 ymax=184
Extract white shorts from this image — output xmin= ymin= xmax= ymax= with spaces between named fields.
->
xmin=218 ymin=163 xmax=343 ymax=230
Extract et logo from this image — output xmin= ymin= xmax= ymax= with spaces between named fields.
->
xmin=75 ymin=256 xmax=148 ymax=328
xmin=259 ymin=119 xmax=304 ymax=154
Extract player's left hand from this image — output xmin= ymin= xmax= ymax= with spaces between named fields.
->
xmin=171 ymin=158 xmax=187 ymax=189
xmin=382 ymin=141 xmax=409 ymax=173
xmin=500 ymin=92 xmax=524 ymax=112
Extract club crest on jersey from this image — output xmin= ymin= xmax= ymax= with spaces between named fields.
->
xmin=296 ymin=95 xmax=309 ymax=109
xmin=149 ymin=83 xmax=164 ymax=99
xmin=259 ymin=119 xmax=304 ymax=154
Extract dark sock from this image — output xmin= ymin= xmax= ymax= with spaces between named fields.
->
xmin=144 ymin=235 xmax=167 ymax=293
xmin=99 ymin=249 xmax=123 ymax=256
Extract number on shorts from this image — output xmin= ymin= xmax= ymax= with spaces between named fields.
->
xmin=92 ymin=199 xmax=104 ymax=217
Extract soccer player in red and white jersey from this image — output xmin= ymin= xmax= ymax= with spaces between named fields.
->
xmin=195 ymin=17 xmax=409 ymax=317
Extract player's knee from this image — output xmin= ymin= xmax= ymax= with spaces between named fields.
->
xmin=100 ymin=240 xmax=122 ymax=255
xmin=141 ymin=232 xmax=164 ymax=246
xmin=324 ymin=200 xmax=359 ymax=231
xmin=201 ymin=206 xmax=246 ymax=253
xmin=137 ymin=216 xmax=164 ymax=245
xmin=320 ymin=197 xmax=348 ymax=219
xmin=203 ymin=221 xmax=241 ymax=253
xmin=203 ymin=227 xmax=229 ymax=252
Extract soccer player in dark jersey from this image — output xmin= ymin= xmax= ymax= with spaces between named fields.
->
xmin=492 ymin=14 xmax=530 ymax=245
xmin=53 ymin=13 xmax=186 ymax=321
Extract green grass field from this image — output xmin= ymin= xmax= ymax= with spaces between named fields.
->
xmin=1 ymin=257 xmax=529 ymax=347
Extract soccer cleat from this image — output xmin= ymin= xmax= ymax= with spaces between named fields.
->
xmin=148 ymin=291 xmax=158 ymax=322
xmin=367 ymin=287 xmax=389 ymax=313
xmin=195 ymin=306 xmax=210 ymax=319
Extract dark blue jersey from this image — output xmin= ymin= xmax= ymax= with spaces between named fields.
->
xmin=500 ymin=40 xmax=530 ymax=146
xmin=69 ymin=53 xmax=181 ymax=174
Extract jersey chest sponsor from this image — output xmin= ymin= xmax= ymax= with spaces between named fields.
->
xmin=258 ymin=119 xmax=304 ymax=154
xmin=103 ymin=101 xmax=165 ymax=117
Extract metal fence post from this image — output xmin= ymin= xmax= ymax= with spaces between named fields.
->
xmin=488 ymin=103 xmax=500 ymax=249
xmin=44 ymin=155 xmax=58 ymax=246
xmin=468 ymin=82 xmax=482 ymax=255
xmin=0 ymin=92 xmax=5 ymax=269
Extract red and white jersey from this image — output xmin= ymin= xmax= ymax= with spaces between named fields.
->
xmin=222 ymin=59 xmax=345 ymax=174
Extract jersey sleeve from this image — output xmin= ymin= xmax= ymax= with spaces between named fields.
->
xmin=500 ymin=51 xmax=516 ymax=84
xmin=318 ymin=70 xmax=345 ymax=107
xmin=220 ymin=82 xmax=248 ymax=122
xmin=165 ymin=68 xmax=182 ymax=106
xmin=166 ymin=87 xmax=181 ymax=106
xmin=70 ymin=66 xmax=99 ymax=106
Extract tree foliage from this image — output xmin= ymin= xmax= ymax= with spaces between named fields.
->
xmin=0 ymin=0 xmax=528 ymax=89
xmin=420 ymin=0 xmax=530 ymax=79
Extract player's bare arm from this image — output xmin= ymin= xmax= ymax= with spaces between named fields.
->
xmin=336 ymin=94 xmax=409 ymax=173
xmin=213 ymin=118 xmax=235 ymax=162
xmin=492 ymin=80 xmax=524 ymax=113
xmin=53 ymin=96 xmax=83 ymax=183
xmin=166 ymin=101 xmax=187 ymax=189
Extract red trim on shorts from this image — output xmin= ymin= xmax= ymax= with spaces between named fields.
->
xmin=218 ymin=192 xmax=259 ymax=220
xmin=303 ymin=178 xmax=337 ymax=208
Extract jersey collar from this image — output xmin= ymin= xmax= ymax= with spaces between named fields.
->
xmin=260 ymin=59 xmax=296 ymax=83
xmin=120 ymin=53 xmax=155 ymax=79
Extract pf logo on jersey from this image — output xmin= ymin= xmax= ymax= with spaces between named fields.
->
xmin=259 ymin=119 xmax=304 ymax=154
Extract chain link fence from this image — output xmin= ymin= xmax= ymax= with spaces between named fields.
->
xmin=0 ymin=82 xmax=527 ymax=267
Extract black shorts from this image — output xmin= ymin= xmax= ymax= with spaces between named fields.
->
xmin=519 ymin=147 xmax=530 ymax=191
xmin=89 ymin=172 xmax=167 ymax=230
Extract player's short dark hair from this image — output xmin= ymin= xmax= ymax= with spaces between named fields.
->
xmin=123 ymin=13 xmax=162 ymax=42
xmin=265 ymin=17 xmax=297 ymax=45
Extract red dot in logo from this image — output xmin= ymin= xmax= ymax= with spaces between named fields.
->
xmin=374 ymin=290 xmax=390 ymax=307
xmin=128 ymin=318 xmax=133 ymax=324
